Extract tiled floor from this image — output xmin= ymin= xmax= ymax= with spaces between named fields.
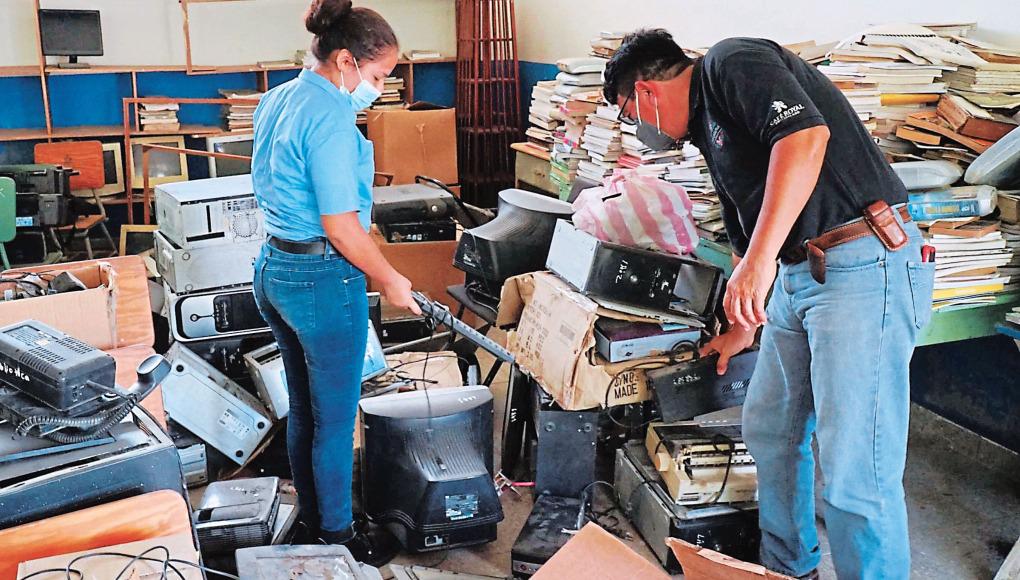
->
xmin=392 ymin=354 xmax=1020 ymax=579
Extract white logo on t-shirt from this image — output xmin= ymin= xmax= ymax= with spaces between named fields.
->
xmin=771 ymin=101 xmax=788 ymax=113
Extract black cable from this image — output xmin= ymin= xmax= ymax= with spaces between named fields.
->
xmin=18 ymin=569 xmax=83 ymax=580
xmin=707 ymin=433 xmax=736 ymax=505
xmin=111 ymin=545 xmax=172 ymax=580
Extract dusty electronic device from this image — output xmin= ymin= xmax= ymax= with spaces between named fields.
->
xmin=510 ymin=493 xmax=583 ymax=578
xmin=645 ymin=422 xmax=758 ymax=506
xmin=378 ymin=219 xmax=457 ymax=243
xmin=154 ymin=174 xmax=265 ymax=249
xmin=161 ymin=342 xmax=273 ymax=465
xmin=614 ymin=441 xmax=760 ymax=573
xmin=194 ymin=476 xmax=280 ymax=553
xmin=0 ymin=164 xmax=72 ymax=196
xmin=15 ymin=193 xmax=71 ymax=228
xmin=594 ymin=318 xmax=702 ymax=363
xmin=178 ymin=442 xmax=208 ymax=487
xmin=166 ymin=284 xmax=269 ymax=342
xmin=360 ymin=386 xmax=503 ymax=552
xmin=371 ymin=182 xmax=458 ymax=224
xmin=154 ymin=229 xmax=261 ymax=293
xmin=547 ymin=220 xmax=724 ymax=322
xmin=647 ymin=350 xmax=758 ymax=422
xmin=235 ymin=545 xmax=380 ymax=580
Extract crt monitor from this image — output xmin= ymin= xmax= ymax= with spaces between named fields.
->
xmin=207 ymin=135 xmax=254 ymax=178
xmin=38 ymin=10 xmax=103 ymax=66
xmin=130 ymin=136 xmax=188 ymax=188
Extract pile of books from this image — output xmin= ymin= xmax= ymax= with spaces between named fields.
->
xmin=404 ymin=50 xmax=443 ymax=61
xmin=927 ymin=219 xmax=1014 ymax=309
xmin=139 ymin=101 xmax=180 ymax=133
xmin=526 ymin=80 xmax=559 ymax=152
xmin=372 ymin=77 xmax=406 ymax=110
xmin=665 ymin=143 xmax=724 ymax=241
xmin=590 ymin=32 xmax=624 ymax=60
xmin=577 ymin=105 xmax=623 ymax=182
xmin=550 ymin=96 xmax=599 ymax=198
xmin=219 ymin=89 xmax=264 ymax=132
xmin=617 ymin=124 xmax=683 ymax=179
xmin=1002 ymin=221 xmax=1020 ymax=294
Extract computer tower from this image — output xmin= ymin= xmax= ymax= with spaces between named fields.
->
xmin=154 ymin=229 xmax=261 ymax=293
xmin=165 ymin=284 xmax=270 ymax=342
xmin=360 ymin=386 xmax=503 ymax=552
xmin=154 ymin=174 xmax=265 ymax=249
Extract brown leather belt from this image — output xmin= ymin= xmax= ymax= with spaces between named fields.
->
xmin=786 ymin=204 xmax=912 ymax=284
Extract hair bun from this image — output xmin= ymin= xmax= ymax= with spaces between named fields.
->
xmin=305 ymin=0 xmax=353 ymax=35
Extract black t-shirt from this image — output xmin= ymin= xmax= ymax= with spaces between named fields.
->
xmin=686 ymin=38 xmax=908 ymax=260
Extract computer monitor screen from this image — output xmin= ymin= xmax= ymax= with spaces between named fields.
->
xmin=211 ymin=139 xmax=253 ymax=177
xmin=131 ymin=137 xmax=187 ymax=187
xmin=38 ymin=10 xmax=103 ymax=58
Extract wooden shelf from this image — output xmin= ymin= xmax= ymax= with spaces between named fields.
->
xmin=0 ymin=127 xmax=50 ymax=142
xmin=45 ymin=65 xmax=188 ymax=75
xmin=399 ymin=57 xmax=457 ymax=65
xmin=0 ymin=66 xmax=41 ymax=78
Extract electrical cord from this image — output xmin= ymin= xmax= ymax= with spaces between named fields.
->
xmin=17 ymin=548 xmax=237 ymax=580
xmin=600 ymin=339 xmax=700 ymax=430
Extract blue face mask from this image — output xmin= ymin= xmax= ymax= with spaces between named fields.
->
xmin=339 ymin=56 xmax=382 ymax=111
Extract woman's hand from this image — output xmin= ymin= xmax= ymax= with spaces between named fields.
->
xmin=382 ymin=272 xmax=422 ymax=315
xmin=700 ymin=325 xmax=757 ymax=375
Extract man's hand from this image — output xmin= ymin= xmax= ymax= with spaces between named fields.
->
xmin=701 ymin=326 xmax=757 ymax=375
xmin=381 ymin=273 xmax=422 ymax=316
xmin=723 ymin=254 xmax=777 ymax=332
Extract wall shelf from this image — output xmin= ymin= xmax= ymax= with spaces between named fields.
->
xmin=0 ymin=128 xmax=50 ymax=142
xmin=0 ymin=66 xmax=41 ymax=78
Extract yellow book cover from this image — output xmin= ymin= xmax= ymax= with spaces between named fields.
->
xmin=932 ymin=283 xmax=1004 ymax=301
xmin=881 ymin=93 xmax=941 ymax=106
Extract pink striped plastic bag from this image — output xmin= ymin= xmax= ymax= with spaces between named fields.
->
xmin=571 ymin=169 xmax=699 ymax=255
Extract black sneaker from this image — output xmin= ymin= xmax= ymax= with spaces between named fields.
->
xmin=319 ymin=520 xmax=400 ymax=567
xmin=288 ymin=520 xmax=320 ymax=545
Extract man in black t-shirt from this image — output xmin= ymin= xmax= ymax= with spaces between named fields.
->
xmin=604 ymin=31 xmax=933 ymax=580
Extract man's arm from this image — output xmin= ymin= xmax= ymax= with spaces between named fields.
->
xmin=724 ymin=124 xmax=830 ymax=330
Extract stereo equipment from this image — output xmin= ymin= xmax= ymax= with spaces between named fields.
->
xmin=0 ymin=408 xmax=185 ymax=529
xmin=0 ymin=321 xmax=115 ymax=413
xmin=372 ymin=182 xmax=458 ymax=224
xmin=645 ymin=423 xmax=758 ymax=506
xmin=166 ymin=284 xmax=270 ymax=342
xmin=154 ymin=174 xmax=266 ymax=249
xmin=0 ymin=164 xmax=73 ymax=196
xmin=194 ymin=476 xmax=280 ymax=553
xmin=154 ymin=229 xmax=261 ymax=293
xmin=594 ymin=319 xmax=703 ymax=364
xmin=646 ymin=350 xmax=758 ymax=422
xmin=360 ymin=386 xmax=503 ymax=552
xmin=510 ymin=494 xmax=583 ymax=578
xmin=454 ymin=189 xmax=573 ymax=302
xmin=161 ymin=342 xmax=274 ymax=465
xmin=235 ymin=545 xmax=380 ymax=580
xmin=547 ymin=220 xmax=724 ymax=322
xmin=379 ymin=219 xmax=457 ymax=243
xmin=614 ymin=441 xmax=760 ymax=573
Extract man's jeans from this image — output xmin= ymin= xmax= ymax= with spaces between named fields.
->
xmin=253 ymin=243 xmax=369 ymax=535
xmin=743 ymin=221 xmax=934 ymax=579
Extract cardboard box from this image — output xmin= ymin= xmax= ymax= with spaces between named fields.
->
xmin=498 ymin=272 xmax=692 ymax=410
xmin=368 ymin=102 xmax=458 ymax=186
xmin=17 ymin=533 xmax=201 ymax=580
xmin=666 ymin=538 xmax=795 ymax=580
xmin=532 ymin=522 xmax=670 ymax=580
xmin=369 ymin=226 xmax=465 ymax=313
xmin=0 ymin=263 xmax=117 ymax=350
xmin=999 ymin=191 xmax=1020 ymax=224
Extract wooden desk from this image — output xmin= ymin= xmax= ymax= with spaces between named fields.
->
xmin=511 ymin=142 xmax=557 ymax=196
xmin=694 ymin=238 xmax=1020 ymax=347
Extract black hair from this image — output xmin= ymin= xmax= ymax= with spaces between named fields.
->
xmin=603 ymin=29 xmax=693 ymax=104
xmin=305 ymin=0 xmax=398 ymax=62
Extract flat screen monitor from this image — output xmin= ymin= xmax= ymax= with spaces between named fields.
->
xmin=38 ymin=9 xmax=103 ymax=63
xmin=206 ymin=135 xmax=253 ymax=178
xmin=130 ymin=136 xmax=188 ymax=188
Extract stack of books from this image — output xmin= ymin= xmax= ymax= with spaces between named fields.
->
xmin=1001 ymin=221 xmax=1020 ymax=293
xmin=526 ymin=80 xmax=560 ymax=152
xmin=927 ymin=219 xmax=1014 ymax=310
xmin=372 ymin=77 xmax=406 ymax=110
xmin=550 ymin=96 xmax=599 ymax=198
xmin=590 ymin=32 xmax=625 ymax=60
xmin=665 ymin=143 xmax=724 ymax=241
xmin=219 ymin=89 xmax=264 ymax=132
xmin=617 ymin=124 xmax=683 ymax=179
xmin=139 ymin=101 xmax=180 ymax=133
xmin=404 ymin=50 xmax=443 ymax=61
xmin=577 ymin=105 xmax=623 ymax=182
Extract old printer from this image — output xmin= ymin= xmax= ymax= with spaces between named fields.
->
xmin=0 ymin=164 xmax=75 ymax=228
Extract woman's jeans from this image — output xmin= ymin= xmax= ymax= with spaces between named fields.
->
xmin=253 ymin=242 xmax=368 ymax=534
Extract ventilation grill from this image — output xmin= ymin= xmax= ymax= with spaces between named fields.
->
xmin=4 ymin=324 xmax=53 ymax=347
xmin=56 ymin=335 xmax=94 ymax=355
xmin=20 ymin=347 xmax=65 ymax=372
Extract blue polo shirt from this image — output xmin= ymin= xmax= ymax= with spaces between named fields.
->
xmin=252 ymin=69 xmax=374 ymax=241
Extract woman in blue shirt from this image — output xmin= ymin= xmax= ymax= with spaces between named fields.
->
xmin=251 ymin=0 xmax=419 ymax=565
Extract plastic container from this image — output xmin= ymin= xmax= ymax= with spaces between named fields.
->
xmin=907 ymin=185 xmax=997 ymax=221
xmin=965 ymin=125 xmax=1020 ymax=189
xmin=891 ymin=160 xmax=964 ymax=191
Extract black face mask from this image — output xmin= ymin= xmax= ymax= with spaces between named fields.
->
xmin=635 ymin=92 xmax=679 ymax=152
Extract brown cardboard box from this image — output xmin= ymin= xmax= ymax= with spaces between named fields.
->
xmin=369 ymin=226 xmax=465 ymax=313
xmin=17 ymin=533 xmax=201 ymax=580
xmin=666 ymin=538 xmax=795 ymax=580
xmin=498 ymin=272 xmax=692 ymax=410
xmin=0 ymin=263 xmax=117 ymax=349
xmin=368 ymin=102 xmax=458 ymax=185
xmin=999 ymin=191 xmax=1020 ymax=224
xmin=532 ymin=522 xmax=670 ymax=580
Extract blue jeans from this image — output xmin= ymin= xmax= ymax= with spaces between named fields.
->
xmin=252 ymin=242 xmax=369 ymax=534
xmin=743 ymin=221 xmax=934 ymax=579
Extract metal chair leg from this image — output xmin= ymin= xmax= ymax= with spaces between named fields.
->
xmin=99 ymin=223 xmax=117 ymax=256
xmin=0 ymin=244 xmax=9 ymax=271
xmin=84 ymin=235 xmax=93 ymax=260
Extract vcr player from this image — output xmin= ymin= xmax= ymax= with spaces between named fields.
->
xmin=250 ymin=0 xmax=419 ymax=567
xmin=604 ymin=32 xmax=935 ymax=580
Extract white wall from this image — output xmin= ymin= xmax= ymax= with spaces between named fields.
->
xmin=0 ymin=0 xmax=455 ymax=67
xmin=515 ymin=0 xmax=1020 ymax=63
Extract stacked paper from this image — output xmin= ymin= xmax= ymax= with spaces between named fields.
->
xmin=219 ymin=89 xmax=263 ymax=132
xmin=372 ymin=77 xmax=406 ymax=110
xmin=139 ymin=101 xmax=180 ymax=133
xmin=577 ymin=105 xmax=623 ymax=182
